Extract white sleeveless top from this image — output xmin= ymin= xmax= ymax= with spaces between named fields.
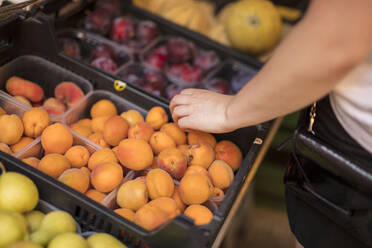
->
xmin=330 ymin=54 xmax=372 ymax=154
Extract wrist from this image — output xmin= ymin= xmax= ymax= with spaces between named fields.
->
xmin=224 ymin=95 xmax=239 ymax=132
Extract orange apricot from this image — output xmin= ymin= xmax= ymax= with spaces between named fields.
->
xmin=179 ymin=172 xmax=213 ymax=205
xmin=14 ymin=95 xmax=32 ymax=106
xmin=76 ymin=118 xmax=92 ymax=129
xmin=65 ymin=145 xmax=90 ymax=168
xmin=145 ymin=106 xmax=168 ymax=130
xmin=121 ymin=109 xmax=144 ymax=127
xmin=58 ymin=168 xmax=90 ymax=193
xmin=172 ymin=186 xmax=186 ymax=213
xmin=91 ymin=116 xmax=110 ymax=133
xmin=85 ymin=189 xmax=106 ymax=203
xmin=21 ymin=157 xmax=40 ymax=169
xmin=0 ymin=143 xmax=11 ymax=154
xmin=81 ymin=167 xmax=91 ymax=178
xmin=90 ymin=99 xmax=118 ymax=118
xmin=184 ymin=165 xmax=211 ymax=180
xmin=22 ymin=108 xmax=50 ymax=138
xmin=103 ymin=116 xmax=129 ymax=146
xmin=39 ymin=153 xmax=71 ymax=178
xmin=70 ymin=123 xmax=92 ymax=138
xmin=146 ymin=168 xmax=174 ymax=200
xmin=187 ymin=143 xmax=215 ymax=169
xmin=157 ymin=147 xmax=187 ymax=179
xmin=211 ymin=187 xmax=224 ymax=199
xmin=177 ymin=144 xmax=189 ymax=157
xmin=114 ymin=208 xmax=135 ymax=222
xmin=161 ymin=123 xmax=186 ymax=145
xmin=215 ymin=140 xmax=243 ymax=171
xmin=208 ymin=160 xmax=234 ymax=189
xmin=184 ymin=205 xmax=213 ymax=225
xmin=117 ymin=139 xmax=153 ymax=170
xmin=187 ymin=131 xmax=216 ymax=148
xmin=88 ymin=132 xmax=110 ymax=148
xmin=88 ymin=148 xmax=118 ymax=170
xmin=41 ymin=123 xmax=73 ymax=154
xmin=10 ymin=137 xmax=34 ymax=153
xmin=0 ymin=114 xmax=24 ymax=145
xmin=148 ymin=197 xmax=180 ymax=218
xmin=116 ymin=180 xmax=148 ymax=211
xmin=149 ymin=131 xmax=176 ymax=155
xmin=128 ymin=122 xmax=154 ymax=142
xmin=134 ymin=204 xmax=169 ymax=230
xmin=91 ymin=162 xmax=123 ymax=193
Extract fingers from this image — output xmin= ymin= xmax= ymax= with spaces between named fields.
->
xmin=177 ymin=116 xmax=197 ymax=130
xmin=172 ymin=105 xmax=193 ymax=124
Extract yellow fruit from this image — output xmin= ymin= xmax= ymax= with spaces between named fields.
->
xmin=276 ymin=6 xmax=302 ymax=21
xmin=0 ymin=210 xmax=28 ymax=247
xmin=25 ymin=211 xmax=45 ymax=232
xmin=48 ymin=233 xmax=89 ymax=248
xmin=87 ymin=233 xmax=126 ymax=248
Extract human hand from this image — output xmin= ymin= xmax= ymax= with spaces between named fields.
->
xmin=170 ymin=88 xmax=235 ymax=133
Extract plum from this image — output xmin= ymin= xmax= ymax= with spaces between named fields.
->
xmin=84 ymin=9 xmax=112 ymax=35
xmin=166 ymin=38 xmax=195 ymax=64
xmin=138 ymin=81 xmax=163 ymax=97
xmin=59 ymin=38 xmax=81 ymax=59
xmin=194 ymin=51 xmax=220 ymax=73
xmin=231 ymin=70 xmax=255 ymax=93
xmin=91 ymin=57 xmax=117 ymax=73
xmin=164 ymin=84 xmax=183 ymax=101
xmin=137 ymin=21 xmax=158 ymax=44
xmin=152 ymin=45 xmax=168 ymax=56
xmin=181 ymin=65 xmax=203 ymax=84
xmin=207 ymin=78 xmax=231 ymax=94
xmin=168 ymin=63 xmax=190 ymax=78
xmin=95 ymin=0 xmax=120 ymax=16
xmin=111 ymin=17 xmax=135 ymax=43
xmin=146 ymin=52 xmax=167 ymax=69
xmin=143 ymin=71 xmax=167 ymax=90
xmin=90 ymin=44 xmax=115 ymax=61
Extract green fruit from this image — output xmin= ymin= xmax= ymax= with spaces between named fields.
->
xmin=30 ymin=211 xmax=76 ymax=246
xmin=87 ymin=233 xmax=126 ymax=248
xmin=48 ymin=233 xmax=88 ymax=248
xmin=6 ymin=241 xmax=43 ymax=248
xmin=25 ymin=211 xmax=45 ymax=232
xmin=0 ymin=172 xmax=39 ymax=213
xmin=0 ymin=210 xmax=28 ymax=248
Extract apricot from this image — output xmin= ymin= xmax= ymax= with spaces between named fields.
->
xmin=14 ymin=96 xmax=31 ymax=106
xmin=88 ymin=148 xmax=118 ymax=170
xmin=112 ymin=146 xmax=119 ymax=155
xmin=76 ymin=118 xmax=92 ymax=129
xmin=58 ymin=168 xmax=90 ymax=193
xmin=179 ymin=172 xmax=213 ymax=205
xmin=6 ymin=76 xmax=44 ymax=102
xmin=208 ymin=160 xmax=234 ymax=190
xmin=39 ymin=153 xmax=71 ymax=178
xmin=172 ymin=186 xmax=186 ymax=213
xmin=146 ymin=168 xmax=174 ymax=200
xmin=149 ymin=131 xmax=176 ymax=155
xmin=117 ymin=139 xmax=153 ymax=170
xmin=148 ymin=197 xmax=180 ymax=218
xmin=65 ymin=145 xmax=90 ymax=168
xmin=41 ymin=123 xmax=73 ymax=154
xmin=121 ymin=109 xmax=144 ymax=127
xmin=116 ymin=180 xmax=148 ymax=211
xmin=0 ymin=143 xmax=12 ymax=154
xmin=135 ymin=176 xmax=146 ymax=184
xmin=0 ymin=114 xmax=24 ymax=145
xmin=134 ymin=204 xmax=169 ymax=230
xmin=90 ymin=99 xmax=117 ymax=118
xmin=215 ymin=140 xmax=243 ymax=171
xmin=187 ymin=131 xmax=217 ymax=148
xmin=184 ymin=205 xmax=213 ymax=226
xmin=187 ymin=143 xmax=215 ymax=169
xmin=103 ymin=116 xmax=129 ymax=146
xmin=88 ymin=132 xmax=110 ymax=148
xmin=0 ymin=107 xmax=5 ymax=116
xmin=177 ymin=144 xmax=189 ymax=157
xmin=70 ymin=123 xmax=92 ymax=138
xmin=211 ymin=187 xmax=224 ymax=199
xmin=145 ymin=106 xmax=168 ymax=130
xmin=91 ymin=162 xmax=123 ymax=193
xmin=161 ymin=123 xmax=186 ymax=145
xmin=55 ymin=82 xmax=84 ymax=108
xmin=10 ymin=137 xmax=34 ymax=153
xmin=114 ymin=208 xmax=135 ymax=222
xmin=128 ymin=122 xmax=154 ymax=142
xmin=42 ymin=98 xmax=66 ymax=115
xmin=22 ymin=108 xmax=50 ymax=138
xmin=157 ymin=148 xmax=187 ymax=179
xmin=21 ymin=157 xmax=40 ymax=169
xmin=91 ymin=116 xmax=110 ymax=133
xmin=85 ymin=189 xmax=106 ymax=203
xmin=184 ymin=165 xmax=211 ymax=180
xmin=81 ymin=167 xmax=91 ymax=178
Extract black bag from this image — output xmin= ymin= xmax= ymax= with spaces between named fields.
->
xmin=284 ymin=102 xmax=372 ymax=248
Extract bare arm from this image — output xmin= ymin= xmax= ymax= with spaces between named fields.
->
xmin=170 ymin=0 xmax=372 ymax=133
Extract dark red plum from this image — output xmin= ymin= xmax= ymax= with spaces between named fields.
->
xmin=59 ymin=38 xmax=81 ymax=59
xmin=143 ymin=71 xmax=167 ymax=90
xmin=91 ymin=57 xmax=117 ymax=73
xmin=231 ymin=70 xmax=255 ymax=93
xmin=95 ymin=0 xmax=120 ymax=16
xmin=166 ymin=38 xmax=195 ymax=63
xmin=111 ymin=17 xmax=135 ymax=43
xmin=137 ymin=21 xmax=158 ymax=44
xmin=152 ymin=45 xmax=168 ymax=56
xmin=165 ymin=84 xmax=183 ymax=101
xmin=84 ymin=9 xmax=112 ymax=35
xmin=181 ymin=65 xmax=203 ymax=84
xmin=168 ymin=63 xmax=190 ymax=78
xmin=194 ymin=51 xmax=220 ymax=73
xmin=90 ymin=44 xmax=115 ymax=61
xmin=145 ymin=52 xmax=167 ymax=69
xmin=208 ymin=78 xmax=231 ymax=94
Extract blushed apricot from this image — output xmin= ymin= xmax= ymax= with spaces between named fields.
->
xmin=187 ymin=143 xmax=215 ymax=169
xmin=22 ymin=108 xmax=50 ymax=138
xmin=161 ymin=123 xmax=186 ymax=145
xmin=81 ymin=167 xmax=91 ymax=178
xmin=85 ymin=189 xmax=106 ymax=203
xmin=21 ymin=157 xmax=40 ymax=169
xmin=6 ymin=76 xmax=44 ymax=102
xmin=90 ymin=99 xmax=117 ymax=118
xmin=10 ymin=137 xmax=34 ymax=153
xmin=91 ymin=116 xmax=110 ymax=133
xmin=215 ymin=140 xmax=243 ymax=171
xmin=43 ymin=97 xmax=66 ymax=115
xmin=187 ymin=131 xmax=217 ymax=148
xmin=149 ymin=131 xmax=176 ymax=155
xmin=184 ymin=165 xmax=211 ymax=180
xmin=59 ymin=168 xmax=90 ymax=193
xmin=91 ymin=162 xmax=123 ymax=193
xmin=0 ymin=114 xmax=24 ymax=145
xmin=128 ymin=122 xmax=154 ymax=142
xmin=88 ymin=148 xmax=118 ymax=170
xmin=148 ymin=197 xmax=180 ymax=218
xmin=134 ymin=204 xmax=169 ymax=230
xmin=157 ymin=148 xmax=187 ymax=179
xmin=0 ymin=143 xmax=12 ymax=154
xmin=146 ymin=168 xmax=174 ymax=200
xmin=88 ymin=132 xmax=110 ymax=148
xmin=116 ymin=180 xmax=148 ymax=211
xmin=55 ymin=81 xmax=84 ymax=108
xmin=179 ymin=172 xmax=213 ymax=205
xmin=103 ymin=116 xmax=129 ymax=146
xmin=76 ymin=118 xmax=92 ymax=129
xmin=114 ymin=208 xmax=135 ymax=222
xmin=39 ymin=153 xmax=71 ymax=178
xmin=184 ymin=205 xmax=213 ymax=225
xmin=121 ymin=109 xmax=144 ymax=127
xmin=41 ymin=123 xmax=73 ymax=154
xmin=70 ymin=123 xmax=92 ymax=138
xmin=117 ymin=139 xmax=153 ymax=170
xmin=172 ymin=186 xmax=186 ymax=213
xmin=208 ymin=160 xmax=234 ymax=189
xmin=145 ymin=106 xmax=168 ymax=130
xmin=65 ymin=145 xmax=90 ymax=168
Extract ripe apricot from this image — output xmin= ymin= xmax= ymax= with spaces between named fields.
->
xmin=114 ymin=208 xmax=135 ymax=222
xmin=88 ymin=132 xmax=110 ymax=148
xmin=10 ymin=137 xmax=34 ymax=153
xmin=157 ymin=148 xmax=187 ymax=179
xmin=91 ymin=116 xmax=110 ymax=133
xmin=128 ymin=122 xmax=154 ymax=142
xmin=208 ymin=160 xmax=234 ymax=189
xmin=187 ymin=131 xmax=216 ymax=148
xmin=161 ymin=123 xmax=186 ymax=145
xmin=187 ymin=143 xmax=215 ymax=169
xmin=117 ymin=139 xmax=153 ymax=170
xmin=134 ymin=204 xmax=169 ymax=230
xmin=177 ymin=144 xmax=189 ymax=157
xmin=0 ymin=143 xmax=11 ymax=154
xmin=211 ymin=187 xmax=224 ymax=199
xmin=103 ymin=116 xmax=129 ymax=146
xmin=14 ymin=96 xmax=31 ymax=106
xmin=76 ymin=118 xmax=92 ymax=129
xmin=39 ymin=153 xmax=71 ymax=178
xmin=6 ymin=76 xmax=44 ymax=102
xmin=90 ymin=99 xmax=117 ymax=118
xmin=91 ymin=162 xmax=123 ymax=193
xmin=184 ymin=205 xmax=213 ymax=226
xmin=55 ymin=81 xmax=84 ymax=108
xmin=145 ymin=106 xmax=168 ymax=130
xmin=116 ymin=180 xmax=148 ymax=211
xmin=146 ymin=168 xmax=174 ymax=200
xmin=41 ymin=123 xmax=73 ymax=154
xmin=65 ymin=145 xmax=90 ymax=168
xmin=215 ymin=140 xmax=243 ymax=171
xmin=43 ymin=97 xmax=66 ymax=115
xmin=121 ymin=109 xmax=144 ymax=127
xmin=81 ymin=167 xmax=91 ymax=178
xmin=85 ymin=189 xmax=106 ymax=203
xmin=149 ymin=131 xmax=176 ymax=155
xmin=70 ymin=123 xmax=92 ymax=138
xmin=58 ymin=168 xmax=90 ymax=193
xmin=184 ymin=165 xmax=211 ymax=180
xmin=135 ymin=176 xmax=146 ymax=184
xmin=148 ymin=197 xmax=180 ymax=218
xmin=88 ymin=148 xmax=118 ymax=170
xmin=0 ymin=114 xmax=24 ymax=145
xmin=21 ymin=157 xmax=40 ymax=169
xmin=172 ymin=186 xmax=186 ymax=213
xmin=179 ymin=172 xmax=213 ymax=205
xmin=22 ymin=108 xmax=50 ymax=138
